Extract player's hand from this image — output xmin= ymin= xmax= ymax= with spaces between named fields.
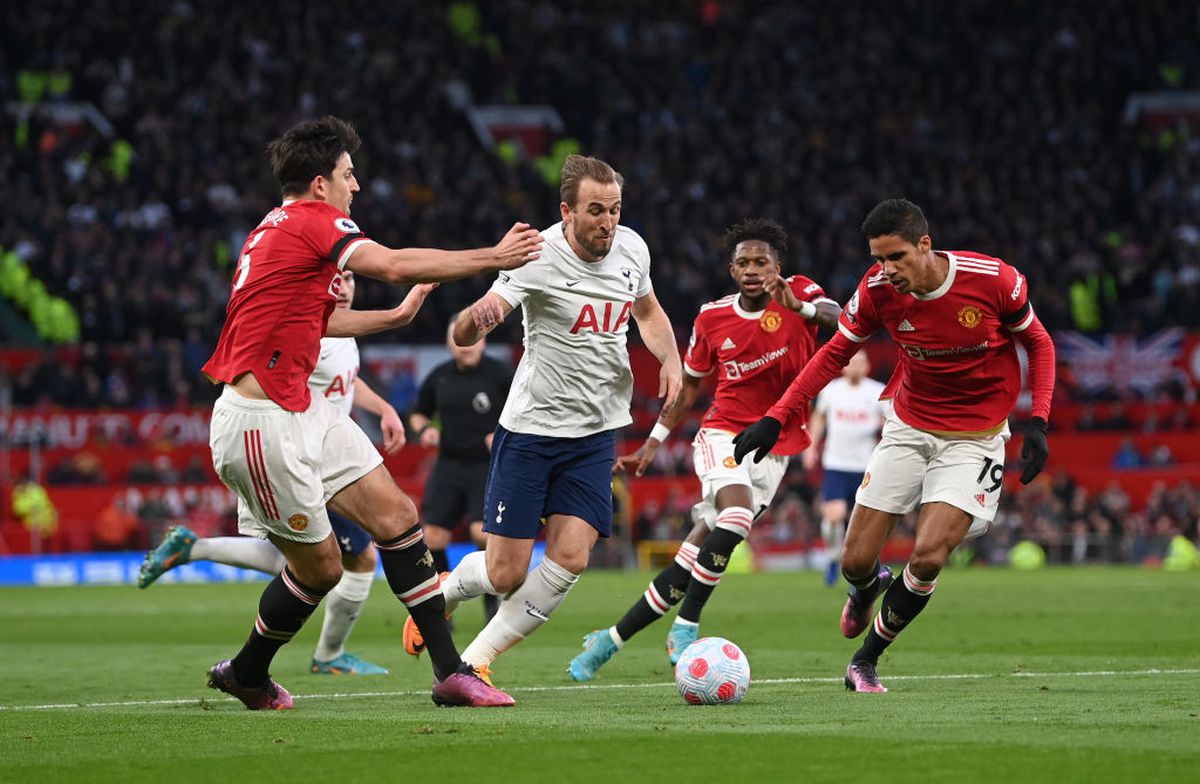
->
xmin=380 ymin=408 xmax=406 ymax=454
xmin=613 ymin=440 xmax=661 ymax=477
xmin=470 ymin=293 xmax=508 ymax=331
xmin=1019 ymin=417 xmax=1049 ymax=484
xmin=419 ymin=426 xmax=441 ymax=448
xmin=485 ymin=432 xmax=494 ymax=452
xmin=733 ymin=416 xmax=782 ymax=464
xmin=393 ymin=283 xmax=439 ymax=326
xmin=765 ymin=274 xmax=800 ymax=310
xmin=659 ymin=361 xmax=683 ymax=412
xmin=801 ymin=448 xmax=819 ymax=471
xmin=493 ymin=222 xmax=544 ymax=270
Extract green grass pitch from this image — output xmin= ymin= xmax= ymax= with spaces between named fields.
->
xmin=2 ymin=568 xmax=1197 ymax=783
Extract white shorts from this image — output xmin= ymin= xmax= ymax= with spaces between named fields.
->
xmin=855 ymin=408 xmax=1009 ymax=539
xmin=690 ymin=428 xmax=789 ymax=530
xmin=209 ymin=386 xmax=382 ymax=543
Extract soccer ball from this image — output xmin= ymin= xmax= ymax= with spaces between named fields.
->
xmin=674 ymin=637 xmax=751 ymax=705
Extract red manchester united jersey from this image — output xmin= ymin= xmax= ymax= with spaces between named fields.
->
xmin=838 ymin=250 xmax=1032 ymax=435
xmin=202 ymin=200 xmax=372 ymax=412
xmin=685 ymin=275 xmax=829 ymax=455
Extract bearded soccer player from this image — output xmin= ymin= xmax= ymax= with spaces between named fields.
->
xmin=734 ymin=199 xmax=1054 ymax=693
xmin=200 ymin=115 xmax=542 ymax=709
xmin=568 ymin=218 xmax=840 ymax=680
xmin=403 ymin=155 xmax=682 ymax=682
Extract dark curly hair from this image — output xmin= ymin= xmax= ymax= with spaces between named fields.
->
xmin=723 ymin=218 xmax=788 ymax=260
xmin=267 ymin=115 xmax=362 ymax=197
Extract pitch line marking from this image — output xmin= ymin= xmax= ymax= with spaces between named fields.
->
xmin=1 ymin=668 xmax=1196 ymax=712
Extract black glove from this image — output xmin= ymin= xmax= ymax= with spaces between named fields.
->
xmin=733 ymin=416 xmax=782 ymax=464
xmin=1019 ymin=416 xmax=1049 ymax=484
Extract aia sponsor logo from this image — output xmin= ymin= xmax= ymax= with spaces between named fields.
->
xmin=570 ymin=301 xmax=632 ymax=334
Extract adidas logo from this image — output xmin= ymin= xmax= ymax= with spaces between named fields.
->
xmin=898 ymin=319 xmax=916 ymax=332
xmin=720 ymin=337 xmax=737 ymax=350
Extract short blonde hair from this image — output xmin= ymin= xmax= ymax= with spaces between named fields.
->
xmin=559 ymin=154 xmax=624 ymax=207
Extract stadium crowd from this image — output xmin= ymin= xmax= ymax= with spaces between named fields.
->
xmin=2 ymin=1 xmax=1199 ymax=558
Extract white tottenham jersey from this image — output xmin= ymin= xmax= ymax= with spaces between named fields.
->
xmin=491 ymin=221 xmax=653 ymax=437
xmin=309 ymin=336 xmax=360 ymax=417
xmin=815 ymin=376 xmax=887 ymax=472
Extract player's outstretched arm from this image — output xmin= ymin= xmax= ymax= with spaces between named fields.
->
xmin=765 ymin=331 xmax=859 ymax=428
xmin=1010 ymin=311 xmax=1056 ymax=483
xmin=325 ymin=284 xmax=438 ymax=337
xmin=632 ymin=290 xmax=683 ymax=412
xmin=614 ymin=373 xmax=702 ymax=477
xmin=454 ymin=293 xmax=515 ymax=346
xmin=347 ymin=222 xmax=543 ymax=284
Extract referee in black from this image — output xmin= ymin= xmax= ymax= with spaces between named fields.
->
xmin=409 ymin=316 xmax=513 ymax=622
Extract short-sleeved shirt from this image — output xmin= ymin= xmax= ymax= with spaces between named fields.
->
xmin=815 ymin=376 xmax=888 ymax=471
xmin=684 ymin=276 xmax=832 ymax=455
xmin=309 ymin=337 xmax=360 ymax=417
xmin=202 ymin=200 xmax=372 ymax=412
xmin=413 ymin=356 xmax=513 ymax=462
xmin=837 ymin=250 xmax=1033 ymax=436
xmin=490 ymin=222 xmax=652 ymax=438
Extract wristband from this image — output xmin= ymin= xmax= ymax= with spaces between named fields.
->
xmin=649 ymin=422 xmax=671 ymax=443
xmin=797 ymin=300 xmax=817 ymax=319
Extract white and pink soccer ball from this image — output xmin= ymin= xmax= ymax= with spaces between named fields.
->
xmin=674 ymin=637 xmax=751 ymax=705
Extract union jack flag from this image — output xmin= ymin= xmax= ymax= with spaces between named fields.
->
xmin=1055 ymin=328 xmax=1185 ymax=395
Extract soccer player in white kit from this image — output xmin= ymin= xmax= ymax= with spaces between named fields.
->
xmin=802 ymin=351 xmax=886 ymax=585
xmin=138 ymin=271 xmax=431 ymax=675
xmin=403 ymin=155 xmax=682 ymax=682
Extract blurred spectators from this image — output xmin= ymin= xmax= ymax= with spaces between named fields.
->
xmin=1 ymin=1 xmax=1199 ymax=409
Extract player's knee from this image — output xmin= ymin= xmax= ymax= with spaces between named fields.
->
xmin=907 ymin=547 xmax=949 ymax=582
xmin=294 ymin=557 xmax=343 ymax=593
xmin=366 ymin=492 xmax=420 ymax=539
xmin=840 ymin=547 xmax=877 ymax=579
xmin=548 ymin=549 xmax=589 ymax=575
xmin=342 ymin=546 xmax=376 ymax=573
xmin=488 ymin=563 xmax=527 ymax=594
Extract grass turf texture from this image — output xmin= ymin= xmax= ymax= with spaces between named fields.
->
xmin=1 ymin=568 xmax=1197 ymax=783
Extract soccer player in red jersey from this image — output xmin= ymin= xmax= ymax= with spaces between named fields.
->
xmin=734 ymin=199 xmax=1055 ymax=693
xmin=200 ymin=116 xmax=542 ymax=709
xmin=568 ymin=218 xmax=841 ymax=680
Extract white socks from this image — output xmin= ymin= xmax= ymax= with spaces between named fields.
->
xmin=312 ymin=569 xmax=374 ymax=663
xmin=461 ymin=557 xmax=578 ymax=666
xmin=190 ymin=537 xmax=287 ymax=574
xmin=441 ymin=550 xmax=497 ymax=615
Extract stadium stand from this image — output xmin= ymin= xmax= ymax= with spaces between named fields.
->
xmin=1 ymin=1 xmax=1197 ymax=565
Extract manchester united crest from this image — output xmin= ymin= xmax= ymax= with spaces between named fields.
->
xmin=288 ymin=514 xmax=309 ymax=532
xmin=957 ymin=305 xmax=983 ymax=328
xmin=760 ymin=311 xmax=782 ymax=333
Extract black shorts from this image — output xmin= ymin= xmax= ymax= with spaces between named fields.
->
xmin=421 ymin=457 xmax=490 ymax=530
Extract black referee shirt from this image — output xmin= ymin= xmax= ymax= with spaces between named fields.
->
xmin=412 ymin=356 xmax=513 ymax=462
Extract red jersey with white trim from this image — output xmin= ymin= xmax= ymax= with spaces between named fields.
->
xmin=202 ymin=200 xmax=372 ymax=412
xmin=837 ymin=250 xmax=1033 ymax=435
xmin=685 ymin=275 xmax=829 ymax=455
